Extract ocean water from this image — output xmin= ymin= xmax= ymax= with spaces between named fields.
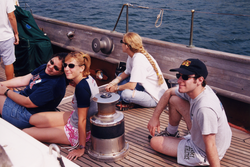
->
xmin=20 ymin=0 xmax=250 ymax=56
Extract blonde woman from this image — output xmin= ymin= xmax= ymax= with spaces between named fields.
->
xmin=106 ymin=32 xmax=168 ymax=109
xmin=23 ymin=52 xmax=99 ymax=160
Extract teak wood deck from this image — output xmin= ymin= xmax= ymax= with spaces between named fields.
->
xmin=0 ymin=62 xmax=249 ymax=166
xmin=56 ymin=85 xmax=250 ymax=167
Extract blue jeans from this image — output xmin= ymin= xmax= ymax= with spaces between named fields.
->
xmin=118 ymin=76 xmax=157 ymax=107
xmin=2 ymin=97 xmax=32 ymax=129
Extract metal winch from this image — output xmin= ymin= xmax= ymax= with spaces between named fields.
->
xmin=88 ymin=92 xmax=129 ymax=162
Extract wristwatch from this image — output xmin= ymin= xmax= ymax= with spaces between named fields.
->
xmin=4 ymin=88 xmax=10 ymax=97
xmin=77 ymin=145 xmax=85 ymax=150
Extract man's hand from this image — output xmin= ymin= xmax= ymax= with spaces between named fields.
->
xmin=147 ymin=116 xmax=161 ymax=136
xmin=14 ymin=33 xmax=19 ymax=45
xmin=0 ymin=84 xmax=8 ymax=95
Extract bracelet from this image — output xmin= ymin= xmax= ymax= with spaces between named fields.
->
xmin=116 ymin=86 xmax=120 ymax=91
xmin=77 ymin=145 xmax=85 ymax=150
xmin=4 ymin=89 xmax=10 ymax=97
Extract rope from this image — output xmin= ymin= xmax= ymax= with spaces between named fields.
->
xmin=155 ymin=9 xmax=164 ymax=28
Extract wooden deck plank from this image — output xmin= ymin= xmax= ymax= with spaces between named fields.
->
xmin=114 ymin=160 xmax=133 ymax=167
xmin=56 ymin=87 xmax=250 ymax=166
xmin=1 ymin=60 xmax=250 ymax=166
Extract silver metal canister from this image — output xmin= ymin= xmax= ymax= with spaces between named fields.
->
xmin=88 ymin=92 xmax=129 ymax=162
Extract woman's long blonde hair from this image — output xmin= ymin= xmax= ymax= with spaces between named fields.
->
xmin=123 ymin=32 xmax=164 ymax=85
xmin=65 ymin=52 xmax=91 ymax=77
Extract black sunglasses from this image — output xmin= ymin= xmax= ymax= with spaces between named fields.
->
xmin=120 ymin=40 xmax=126 ymax=44
xmin=176 ymin=73 xmax=198 ymax=81
xmin=64 ymin=63 xmax=84 ymax=69
xmin=49 ymin=59 xmax=60 ymax=71
xmin=120 ymin=40 xmax=130 ymax=46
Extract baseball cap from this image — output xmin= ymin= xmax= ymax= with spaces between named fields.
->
xmin=170 ymin=58 xmax=208 ymax=79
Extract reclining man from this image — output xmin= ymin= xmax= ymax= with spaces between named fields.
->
xmin=0 ymin=52 xmax=68 ymax=129
xmin=147 ymin=58 xmax=232 ymax=166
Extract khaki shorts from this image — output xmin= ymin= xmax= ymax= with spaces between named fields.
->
xmin=0 ymin=37 xmax=16 ymax=65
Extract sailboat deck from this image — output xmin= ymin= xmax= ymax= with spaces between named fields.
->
xmin=55 ymin=86 xmax=250 ymax=167
xmin=0 ymin=61 xmax=249 ymax=166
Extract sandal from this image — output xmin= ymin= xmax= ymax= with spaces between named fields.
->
xmin=116 ymin=101 xmax=134 ymax=111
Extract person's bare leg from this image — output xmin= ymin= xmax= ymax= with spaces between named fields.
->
xmin=23 ymin=126 xmax=71 ymax=145
xmin=23 ymin=111 xmax=72 ymax=144
xmin=150 ymin=136 xmax=183 ymax=157
xmin=29 ymin=111 xmax=71 ymax=128
xmin=168 ymin=96 xmax=192 ymax=131
xmin=150 ymin=96 xmax=191 ymax=156
xmin=5 ymin=64 xmax=14 ymax=80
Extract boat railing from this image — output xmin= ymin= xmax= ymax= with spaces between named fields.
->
xmin=113 ymin=3 xmax=250 ymax=48
xmin=113 ymin=4 xmax=197 ymax=48
xmin=18 ymin=1 xmax=33 ymax=14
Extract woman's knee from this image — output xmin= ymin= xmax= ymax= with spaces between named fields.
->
xmin=121 ymin=89 xmax=133 ymax=101
xmin=29 ymin=114 xmax=36 ymax=125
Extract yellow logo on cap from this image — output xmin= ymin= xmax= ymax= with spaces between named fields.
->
xmin=182 ymin=60 xmax=191 ymax=66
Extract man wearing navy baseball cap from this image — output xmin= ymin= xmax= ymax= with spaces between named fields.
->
xmin=147 ymin=58 xmax=232 ymax=166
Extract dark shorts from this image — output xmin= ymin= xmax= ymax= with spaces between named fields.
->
xmin=2 ymin=97 xmax=32 ymax=129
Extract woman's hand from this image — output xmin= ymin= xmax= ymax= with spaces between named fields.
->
xmin=105 ymin=83 xmax=113 ymax=92
xmin=108 ymin=85 xmax=118 ymax=93
xmin=66 ymin=148 xmax=85 ymax=161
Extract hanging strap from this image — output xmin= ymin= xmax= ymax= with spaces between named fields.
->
xmin=155 ymin=9 xmax=164 ymax=28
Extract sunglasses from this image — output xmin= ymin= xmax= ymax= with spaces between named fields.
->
xmin=64 ymin=63 xmax=84 ymax=69
xmin=49 ymin=59 xmax=60 ymax=71
xmin=176 ymin=73 xmax=198 ymax=81
xmin=120 ymin=40 xmax=130 ymax=46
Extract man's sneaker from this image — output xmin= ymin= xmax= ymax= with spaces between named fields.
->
xmin=148 ymin=128 xmax=180 ymax=141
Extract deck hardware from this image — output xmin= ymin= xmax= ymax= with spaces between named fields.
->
xmin=95 ymin=69 xmax=108 ymax=80
xmin=113 ymin=3 xmax=131 ymax=32
xmin=188 ymin=9 xmax=195 ymax=48
xmin=49 ymin=144 xmax=65 ymax=167
xmin=92 ymin=36 xmax=114 ymax=54
xmin=168 ymin=78 xmax=178 ymax=88
xmin=0 ymin=145 xmax=13 ymax=167
xmin=88 ymin=93 xmax=129 ymax=162
xmin=66 ymin=31 xmax=75 ymax=40
xmin=100 ymin=92 xmax=112 ymax=98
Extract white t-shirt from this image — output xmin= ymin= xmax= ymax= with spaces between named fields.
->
xmin=176 ymin=85 xmax=232 ymax=159
xmin=0 ymin=0 xmax=15 ymax=41
xmin=124 ymin=52 xmax=168 ymax=102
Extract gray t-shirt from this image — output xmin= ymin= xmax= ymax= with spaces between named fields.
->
xmin=176 ymin=85 xmax=232 ymax=159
